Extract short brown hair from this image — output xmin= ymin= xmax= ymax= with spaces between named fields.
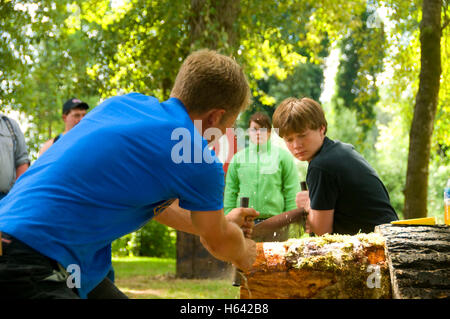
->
xmin=170 ymin=49 xmax=251 ymax=117
xmin=272 ymin=97 xmax=327 ymax=138
xmin=249 ymin=112 xmax=272 ymax=131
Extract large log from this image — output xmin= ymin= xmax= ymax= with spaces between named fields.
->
xmin=375 ymin=224 xmax=450 ymax=299
xmin=240 ymin=233 xmax=391 ymax=299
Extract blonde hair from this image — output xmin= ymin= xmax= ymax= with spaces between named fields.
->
xmin=171 ymin=49 xmax=250 ymax=117
xmin=272 ymin=97 xmax=327 ymax=138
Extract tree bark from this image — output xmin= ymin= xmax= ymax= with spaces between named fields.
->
xmin=404 ymin=0 xmax=442 ymax=219
xmin=176 ymin=230 xmax=232 ymax=279
xmin=175 ymin=0 xmax=241 ymax=279
xmin=189 ymin=0 xmax=240 ymax=50
xmin=376 ymin=224 xmax=450 ymax=299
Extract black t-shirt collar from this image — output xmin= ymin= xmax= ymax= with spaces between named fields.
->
xmin=311 ymin=136 xmax=332 ymax=162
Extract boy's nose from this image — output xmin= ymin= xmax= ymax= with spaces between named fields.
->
xmin=293 ymin=138 xmax=302 ymax=148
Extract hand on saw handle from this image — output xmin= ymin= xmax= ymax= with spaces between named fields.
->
xmin=296 ymin=181 xmax=312 ymax=234
xmin=230 ymin=197 xmax=257 ymax=286
xmin=226 ymin=205 xmax=259 ymax=238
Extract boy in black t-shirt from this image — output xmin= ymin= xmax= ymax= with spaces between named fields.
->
xmin=272 ymin=97 xmax=398 ymax=235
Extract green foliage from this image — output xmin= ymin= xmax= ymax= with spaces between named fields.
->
xmin=112 ymin=221 xmax=176 ymax=258
xmin=435 ymin=18 xmax=450 ymax=161
xmin=1 ymin=0 xmax=448 ymax=224
xmin=1 ymin=0 xmax=101 ymax=158
xmin=382 ymin=0 xmax=449 ymax=164
xmin=1 ymin=0 xmax=374 ymax=157
xmin=236 ymin=61 xmax=326 ymax=130
xmin=334 ymin=6 xmax=385 ymax=150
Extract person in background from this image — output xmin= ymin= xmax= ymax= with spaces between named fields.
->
xmin=39 ymin=98 xmax=89 ymax=156
xmin=36 ymin=97 xmax=119 ymax=284
xmin=224 ymin=112 xmax=299 ymax=242
xmin=0 ymin=113 xmax=30 ymax=200
xmin=272 ymin=97 xmax=398 ymax=236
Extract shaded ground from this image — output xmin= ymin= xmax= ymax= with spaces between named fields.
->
xmin=112 ymin=256 xmax=240 ymax=299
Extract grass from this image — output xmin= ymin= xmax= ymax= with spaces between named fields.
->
xmin=112 ymin=256 xmax=240 ymax=299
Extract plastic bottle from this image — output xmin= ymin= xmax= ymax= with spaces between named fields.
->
xmin=445 ymin=178 xmax=450 ymax=225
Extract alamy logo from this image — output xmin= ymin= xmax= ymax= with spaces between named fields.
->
xmin=66 ymin=264 xmax=81 ymax=289
xmin=366 ymin=264 xmax=381 ymax=289
xmin=170 ymin=120 xmax=280 ymax=165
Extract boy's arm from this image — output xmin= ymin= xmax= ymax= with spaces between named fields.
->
xmin=307 ymin=209 xmax=334 ymax=236
xmin=154 ymin=200 xmax=258 ymax=270
xmin=15 ymin=163 xmax=28 ymax=179
xmin=191 ymin=209 xmax=257 ymax=271
xmin=154 ymin=199 xmax=259 ymax=241
xmin=296 ymin=190 xmax=333 ymax=235
xmin=39 ymin=139 xmax=53 ymax=156
xmin=153 ymin=200 xmax=196 ymax=234
xmin=300 ymin=167 xmax=337 ymax=235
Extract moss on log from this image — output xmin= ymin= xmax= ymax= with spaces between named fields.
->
xmin=240 ymin=233 xmax=391 ymax=299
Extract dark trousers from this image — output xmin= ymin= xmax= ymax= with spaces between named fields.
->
xmin=0 ymin=232 xmax=127 ymax=299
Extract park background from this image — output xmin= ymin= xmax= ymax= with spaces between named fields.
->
xmin=1 ymin=0 xmax=449 ymax=298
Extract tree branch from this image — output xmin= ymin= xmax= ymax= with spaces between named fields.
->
xmin=443 ymin=0 xmax=450 ymax=31
xmin=442 ymin=18 xmax=450 ymax=31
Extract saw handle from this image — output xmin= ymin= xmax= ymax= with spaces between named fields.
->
xmin=240 ymin=197 xmax=249 ymax=208
xmin=301 ymin=181 xmax=307 ymax=191
xmin=232 ymin=197 xmax=250 ymax=287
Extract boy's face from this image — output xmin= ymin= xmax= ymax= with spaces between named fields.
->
xmin=283 ymin=126 xmax=326 ymax=162
xmin=63 ymin=108 xmax=87 ymax=131
xmin=248 ymin=121 xmax=271 ymax=145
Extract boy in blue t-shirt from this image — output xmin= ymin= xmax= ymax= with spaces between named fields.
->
xmin=0 ymin=49 xmax=259 ymax=299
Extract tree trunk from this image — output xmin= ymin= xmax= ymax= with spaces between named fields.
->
xmin=176 ymin=231 xmax=232 ymax=279
xmin=404 ymin=0 xmax=442 ymax=219
xmin=175 ymin=0 xmax=241 ymax=279
xmin=189 ymin=0 xmax=240 ymax=50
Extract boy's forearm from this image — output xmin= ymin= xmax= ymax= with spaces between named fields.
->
xmin=153 ymin=201 xmax=197 ymax=235
xmin=192 ymin=211 xmax=254 ymax=270
xmin=307 ymin=209 xmax=334 ymax=236
xmin=156 ymin=202 xmax=256 ymax=270
xmin=15 ymin=163 xmax=29 ymax=179
xmin=199 ymin=219 xmax=246 ymax=265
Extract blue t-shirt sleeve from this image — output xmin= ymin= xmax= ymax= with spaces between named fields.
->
xmin=307 ymin=167 xmax=338 ymax=210
xmin=178 ymin=161 xmax=225 ymax=212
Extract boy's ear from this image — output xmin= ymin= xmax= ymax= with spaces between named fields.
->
xmin=206 ymin=109 xmax=226 ymax=127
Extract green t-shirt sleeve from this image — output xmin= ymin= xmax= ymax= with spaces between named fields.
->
xmin=281 ymin=151 xmax=300 ymax=211
xmin=224 ymin=157 xmax=239 ymax=215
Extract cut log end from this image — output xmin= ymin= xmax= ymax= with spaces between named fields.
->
xmin=376 ymin=224 xmax=450 ymax=299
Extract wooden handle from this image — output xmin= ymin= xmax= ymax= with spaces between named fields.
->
xmin=301 ymin=181 xmax=308 ymax=191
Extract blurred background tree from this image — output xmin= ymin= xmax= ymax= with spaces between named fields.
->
xmin=1 ymin=0 xmax=449 ymax=256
